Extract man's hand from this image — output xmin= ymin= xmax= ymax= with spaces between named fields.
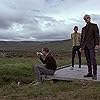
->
xmin=95 ymin=45 xmax=100 ymax=50
xmin=36 ymin=52 xmax=43 ymax=58
xmin=79 ymin=48 xmax=82 ymax=52
xmin=79 ymin=48 xmax=84 ymax=52
xmin=95 ymin=45 xmax=100 ymax=53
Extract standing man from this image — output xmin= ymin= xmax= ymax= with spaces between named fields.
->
xmin=80 ymin=14 xmax=99 ymax=80
xmin=70 ymin=26 xmax=81 ymax=70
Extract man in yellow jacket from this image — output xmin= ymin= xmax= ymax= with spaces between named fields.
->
xmin=70 ymin=26 xmax=81 ymax=70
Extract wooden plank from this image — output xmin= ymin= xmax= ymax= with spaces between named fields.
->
xmin=46 ymin=65 xmax=100 ymax=82
xmin=56 ymin=64 xmax=71 ymax=70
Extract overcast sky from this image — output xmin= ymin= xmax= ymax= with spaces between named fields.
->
xmin=0 ymin=0 xmax=100 ymax=41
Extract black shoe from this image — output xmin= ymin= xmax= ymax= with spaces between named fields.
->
xmin=84 ymin=73 xmax=93 ymax=77
xmin=92 ymin=75 xmax=97 ymax=80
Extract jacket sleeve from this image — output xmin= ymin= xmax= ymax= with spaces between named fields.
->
xmin=80 ymin=28 xmax=84 ymax=48
xmin=71 ymin=34 xmax=73 ymax=39
xmin=40 ymin=56 xmax=46 ymax=64
xmin=78 ymin=33 xmax=81 ymax=42
xmin=94 ymin=24 xmax=99 ymax=45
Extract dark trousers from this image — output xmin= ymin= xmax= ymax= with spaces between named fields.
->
xmin=72 ymin=46 xmax=81 ymax=68
xmin=34 ymin=65 xmax=55 ymax=82
xmin=84 ymin=46 xmax=97 ymax=75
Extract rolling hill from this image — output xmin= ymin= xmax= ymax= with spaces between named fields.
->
xmin=0 ymin=39 xmax=72 ymax=57
xmin=0 ymin=39 xmax=72 ymax=52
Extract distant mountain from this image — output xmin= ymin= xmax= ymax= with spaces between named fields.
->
xmin=0 ymin=37 xmax=100 ymax=57
xmin=0 ymin=39 xmax=72 ymax=53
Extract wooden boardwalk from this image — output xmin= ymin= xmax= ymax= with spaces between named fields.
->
xmin=48 ymin=65 xmax=100 ymax=81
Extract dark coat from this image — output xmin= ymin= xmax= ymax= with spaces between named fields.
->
xmin=40 ymin=53 xmax=57 ymax=71
xmin=80 ymin=23 xmax=99 ymax=49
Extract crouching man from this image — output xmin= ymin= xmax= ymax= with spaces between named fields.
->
xmin=33 ymin=47 xmax=57 ymax=85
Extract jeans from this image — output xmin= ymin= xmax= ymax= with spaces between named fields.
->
xmin=72 ymin=46 xmax=81 ymax=68
xmin=34 ymin=64 xmax=55 ymax=82
xmin=84 ymin=46 xmax=97 ymax=75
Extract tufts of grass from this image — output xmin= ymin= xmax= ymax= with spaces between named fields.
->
xmin=0 ymin=57 xmax=100 ymax=100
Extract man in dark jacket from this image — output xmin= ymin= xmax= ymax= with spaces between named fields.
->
xmin=33 ymin=47 xmax=57 ymax=85
xmin=80 ymin=14 xmax=99 ymax=80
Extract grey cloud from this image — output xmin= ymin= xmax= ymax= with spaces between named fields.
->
xmin=35 ymin=32 xmax=68 ymax=40
xmin=91 ymin=14 xmax=100 ymax=26
xmin=0 ymin=0 xmax=99 ymax=41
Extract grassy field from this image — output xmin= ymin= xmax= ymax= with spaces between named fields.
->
xmin=0 ymin=55 xmax=100 ymax=100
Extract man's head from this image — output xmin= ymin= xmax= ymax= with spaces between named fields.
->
xmin=42 ymin=47 xmax=50 ymax=56
xmin=84 ymin=14 xmax=91 ymax=24
xmin=73 ymin=26 xmax=78 ymax=32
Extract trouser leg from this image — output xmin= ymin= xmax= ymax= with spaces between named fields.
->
xmin=77 ymin=47 xmax=81 ymax=68
xmin=34 ymin=64 xmax=42 ymax=82
xmin=84 ymin=46 xmax=92 ymax=75
xmin=72 ymin=47 xmax=76 ymax=67
xmin=89 ymin=48 xmax=97 ymax=75
xmin=34 ymin=65 xmax=55 ymax=82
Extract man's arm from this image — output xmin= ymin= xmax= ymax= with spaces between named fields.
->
xmin=78 ymin=33 xmax=81 ymax=42
xmin=79 ymin=28 xmax=84 ymax=52
xmin=80 ymin=29 xmax=84 ymax=48
xmin=71 ymin=34 xmax=73 ymax=39
xmin=39 ymin=56 xmax=46 ymax=64
xmin=94 ymin=24 xmax=99 ymax=45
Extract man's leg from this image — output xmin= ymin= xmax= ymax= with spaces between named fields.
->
xmin=84 ymin=46 xmax=92 ymax=76
xmin=77 ymin=47 xmax=81 ymax=68
xmin=72 ymin=47 xmax=76 ymax=68
xmin=34 ymin=64 xmax=43 ymax=82
xmin=89 ymin=48 xmax=97 ymax=79
xmin=34 ymin=65 xmax=55 ymax=82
